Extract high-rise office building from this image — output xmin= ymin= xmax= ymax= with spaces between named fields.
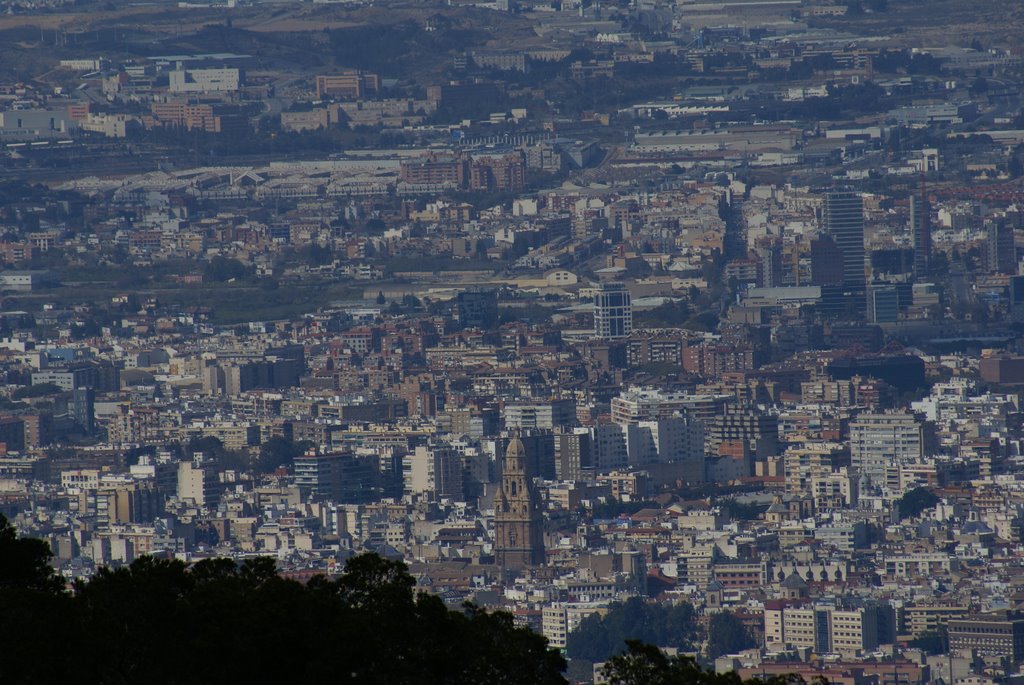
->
xmin=984 ymin=220 xmax=1016 ymax=275
xmin=825 ymin=191 xmax=866 ymax=287
xmin=764 ymin=602 xmax=894 ymax=653
xmin=593 ymin=282 xmax=632 ymax=339
xmin=910 ymin=195 xmax=931 ymax=280
xmin=810 ymin=236 xmax=845 ymax=286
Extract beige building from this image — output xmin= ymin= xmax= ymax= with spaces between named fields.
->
xmin=764 ymin=603 xmax=889 ymax=656
xmin=881 ymin=553 xmax=959 ymax=581
xmin=542 ymin=604 xmax=605 ymax=650
xmin=903 ymin=604 xmax=969 ymax=637
xmin=280 ymin=108 xmax=333 ymax=132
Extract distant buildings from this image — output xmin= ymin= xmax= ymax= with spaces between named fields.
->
xmin=399 ymin=151 xmax=526 ymax=192
xmin=7 ymin=9 xmax=1024 ymax=683
xmin=403 ymin=443 xmax=464 ymax=502
xmin=149 ymin=102 xmax=247 ymax=134
xmin=868 ymin=285 xmax=900 ymax=324
xmin=295 ymin=449 xmax=376 ymax=503
xmin=315 ymin=71 xmax=381 ymax=100
xmin=168 ymin=67 xmax=241 ymax=93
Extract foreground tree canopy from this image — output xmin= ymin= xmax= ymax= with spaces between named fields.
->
xmin=0 ymin=514 xmax=565 ymax=684
xmin=568 ymin=596 xmax=700 ymax=664
xmin=0 ymin=515 xmax=814 ymax=685
xmin=602 ymin=641 xmax=818 ymax=685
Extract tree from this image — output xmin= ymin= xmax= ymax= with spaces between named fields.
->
xmin=602 ymin=640 xmax=690 ymax=685
xmin=634 ymin=300 xmax=691 ymax=327
xmin=11 ymin=383 xmax=63 ymax=400
xmin=720 ymin=499 xmax=766 ymax=521
xmin=706 ymin=611 xmax=756 ymax=659
xmin=0 ymin=516 xmax=73 ymax=684
xmin=0 ymin=514 xmax=74 ymax=682
xmin=567 ymin=597 xmax=699 ymax=665
xmin=300 ymin=243 xmax=334 ymax=266
xmin=843 ymin=1 xmax=864 ymax=16
xmin=204 ymin=255 xmax=250 ymax=282
xmin=257 ymin=436 xmax=310 ymax=472
xmin=684 ymin=311 xmax=720 ymax=332
xmin=0 ymin=550 xmax=569 ymax=684
xmin=187 ymin=435 xmax=227 ymax=461
xmin=897 ymin=487 xmax=939 ymax=520
xmin=0 ymin=514 xmax=63 ymax=594
xmin=603 ymin=641 xmax=811 ymax=685
xmin=336 ymin=552 xmax=416 ymax=611
xmin=1009 ymin=154 xmax=1023 ymax=178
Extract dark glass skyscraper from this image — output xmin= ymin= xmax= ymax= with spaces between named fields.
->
xmin=810 ymin=236 xmax=844 ymax=286
xmin=825 ymin=191 xmax=866 ymax=288
xmin=910 ymin=195 xmax=931 ymax=280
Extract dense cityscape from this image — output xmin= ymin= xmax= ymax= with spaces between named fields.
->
xmin=1 ymin=0 xmax=1024 ymax=682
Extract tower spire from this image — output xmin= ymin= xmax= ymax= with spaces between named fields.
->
xmin=494 ymin=435 xmax=545 ymax=574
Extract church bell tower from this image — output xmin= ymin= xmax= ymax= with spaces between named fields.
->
xmin=494 ymin=436 xmax=545 ymax=572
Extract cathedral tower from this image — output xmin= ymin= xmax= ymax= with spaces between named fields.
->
xmin=494 ymin=436 xmax=545 ymax=572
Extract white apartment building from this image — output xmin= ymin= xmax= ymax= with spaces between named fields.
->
xmin=850 ymin=412 xmax=925 ymax=489
xmin=403 ymin=444 xmax=464 ymax=501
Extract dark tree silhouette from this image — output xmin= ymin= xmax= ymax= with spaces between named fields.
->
xmin=567 ymin=596 xmax=699 ymax=664
xmin=706 ymin=611 xmax=757 ymax=659
xmin=0 ymin=514 xmax=63 ymax=594
xmin=897 ymin=487 xmax=939 ymax=520
xmin=257 ymin=436 xmax=311 ymax=472
xmin=603 ymin=640 xmax=816 ymax=685
xmin=0 ymin=543 xmax=568 ymax=685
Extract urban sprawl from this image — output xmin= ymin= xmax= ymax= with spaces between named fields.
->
xmin=2 ymin=0 xmax=1024 ymax=682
